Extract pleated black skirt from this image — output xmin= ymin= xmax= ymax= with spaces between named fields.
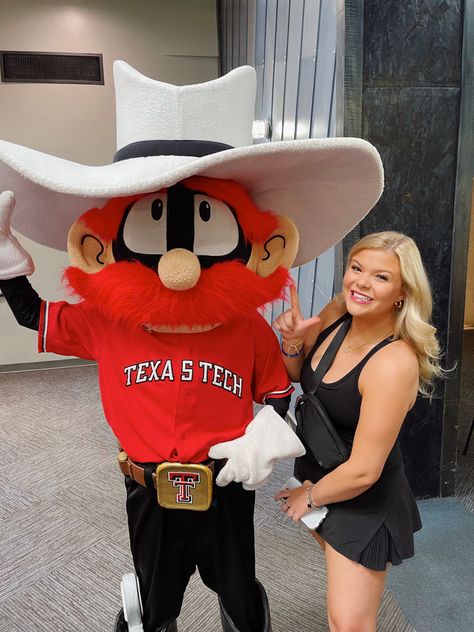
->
xmin=294 ymin=454 xmax=422 ymax=571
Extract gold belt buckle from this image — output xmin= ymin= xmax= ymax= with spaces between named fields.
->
xmin=156 ymin=462 xmax=213 ymax=511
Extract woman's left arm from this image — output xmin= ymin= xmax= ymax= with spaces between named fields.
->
xmin=276 ymin=343 xmax=419 ymax=520
xmin=310 ymin=342 xmax=419 ymax=506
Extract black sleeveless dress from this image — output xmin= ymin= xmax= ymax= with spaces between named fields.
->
xmin=294 ymin=315 xmax=422 ymax=571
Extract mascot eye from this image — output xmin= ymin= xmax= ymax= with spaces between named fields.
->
xmin=152 ymin=198 xmax=164 ymax=221
xmin=193 ymin=195 xmax=239 ymax=256
xmin=123 ymin=193 xmax=168 ymax=254
xmin=199 ymin=201 xmax=211 ymax=222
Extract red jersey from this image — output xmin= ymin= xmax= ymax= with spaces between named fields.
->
xmin=38 ymin=300 xmax=293 ymax=462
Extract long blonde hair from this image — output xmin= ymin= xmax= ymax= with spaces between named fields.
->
xmin=347 ymin=231 xmax=443 ymax=397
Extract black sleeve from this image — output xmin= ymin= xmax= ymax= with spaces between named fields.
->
xmin=266 ymin=394 xmax=291 ymax=419
xmin=0 ymin=276 xmax=41 ymax=331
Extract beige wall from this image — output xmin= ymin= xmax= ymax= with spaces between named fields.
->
xmin=0 ymin=0 xmax=218 ymax=163
xmin=464 ymin=184 xmax=474 ymax=327
xmin=0 ymin=0 xmax=218 ymax=365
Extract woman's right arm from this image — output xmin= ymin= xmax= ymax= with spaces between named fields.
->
xmin=272 ymin=286 xmax=345 ymax=382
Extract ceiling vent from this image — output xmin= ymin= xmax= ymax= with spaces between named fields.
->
xmin=0 ymin=51 xmax=104 ymax=84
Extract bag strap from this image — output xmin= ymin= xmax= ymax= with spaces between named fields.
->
xmin=310 ymin=316 xmax=352 ymax=394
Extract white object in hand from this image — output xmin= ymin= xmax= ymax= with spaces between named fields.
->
xmin=0 ymin=191 xmax=35 ymax=280
xmin=281 ymin=476 xmax=328 ymax=530
xmin=209 ymin=405 xmax=306 ymax=490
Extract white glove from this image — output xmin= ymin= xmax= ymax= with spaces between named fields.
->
xmin=208 ymin=405 xmax=306 ymax=490
xmin=0 ymin=191 xmax=35 ymax=280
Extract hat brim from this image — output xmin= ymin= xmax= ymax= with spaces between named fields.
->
xmin=0 ymin=137 xmax=383 ymax=266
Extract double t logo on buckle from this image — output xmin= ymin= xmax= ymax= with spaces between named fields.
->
xmin=156 ymin=463 xmax=213 ymax=511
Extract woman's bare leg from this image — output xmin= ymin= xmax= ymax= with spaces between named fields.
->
xmin=309 ymin=529 xmax=326 ymax=551
xmin=324 ymin=541 xmax=386 ymax=632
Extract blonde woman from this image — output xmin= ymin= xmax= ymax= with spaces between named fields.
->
xmin=273 ymin=231 xmax=442 ymax=632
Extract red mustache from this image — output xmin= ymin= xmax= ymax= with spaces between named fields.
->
xmin=64 ymin=261 xmax=290 ymax=328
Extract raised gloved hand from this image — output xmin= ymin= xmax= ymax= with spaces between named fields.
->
xmin=208 ymin=405 xmax=306 ymax=490
xmin=0 ymin=191 xmax=35 ymax=280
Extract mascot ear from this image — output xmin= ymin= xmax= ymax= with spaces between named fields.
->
xmin=248 ymin=215 xmax=299 ymax=277
xmin=67 ymin=219 xmax=113 ymax=273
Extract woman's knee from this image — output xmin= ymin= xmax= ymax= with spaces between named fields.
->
xmin=328 ymin=610 xmax=376 ymax=632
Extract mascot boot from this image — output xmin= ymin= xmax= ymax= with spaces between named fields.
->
xmin=218 ymin=580 xmax=272 ymax=632
xmin=114 ymin=572 xmax=178 ymax=632
xmin=113 ymin=610 xmax=177 ymax=632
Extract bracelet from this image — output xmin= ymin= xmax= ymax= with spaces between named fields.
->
xmin=306 ymin=484 xmax=320 ymax=511
xmin=281 ymin=339 xmax=304 ymax=358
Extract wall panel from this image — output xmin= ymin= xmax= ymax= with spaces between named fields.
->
xmin=282 ymin=1 xmax=304 ymax=141
xmin=344 ymin=0 xmax=467 ymax=498
xmin=217 ymin=0 xmax=340 ymax=333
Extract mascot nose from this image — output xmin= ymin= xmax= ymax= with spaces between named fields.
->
xmin=158 ymin=248 xmax=201 ymax=290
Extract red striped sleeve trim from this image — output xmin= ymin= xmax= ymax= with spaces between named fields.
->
xmin=37 ymin=300 xmax=49 ymax=353
xmin=262 ymin=384 xmax=294 ymax=403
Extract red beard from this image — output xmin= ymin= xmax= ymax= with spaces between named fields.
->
xmin=64 ymin=261 xmax=290 ymax=328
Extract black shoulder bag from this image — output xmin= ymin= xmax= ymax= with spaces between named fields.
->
xmin=295 ymin=317 xmax=352 ymax=471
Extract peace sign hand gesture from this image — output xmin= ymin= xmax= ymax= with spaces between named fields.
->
xmin=272 ymin=285 xmax=321 ymax=347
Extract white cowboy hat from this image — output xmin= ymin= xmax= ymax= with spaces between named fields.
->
xmin=0 ymin=61 xmax=383 ymax=267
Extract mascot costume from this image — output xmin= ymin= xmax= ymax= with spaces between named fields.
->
xmin=0 ymin=62 xmax=383 ymax=632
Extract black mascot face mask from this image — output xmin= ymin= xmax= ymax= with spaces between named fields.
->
xmin=65 ymin=176 xmax=299 ymax=330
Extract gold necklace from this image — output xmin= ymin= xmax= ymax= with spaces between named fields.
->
xmin=343 ymin=329 xmax=394 ymax=353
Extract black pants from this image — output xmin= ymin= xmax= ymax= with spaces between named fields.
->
xmin=125 ymin=476 xmax=264 ymax=632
